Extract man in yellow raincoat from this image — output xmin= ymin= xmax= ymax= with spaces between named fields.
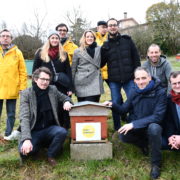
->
xmin=0 ymin=29 xmax=27 ymax=140
xmin=55 ymin=23 xmax=78 ymax=65
xmin=95 ymin=20 xmax=108 ymax=83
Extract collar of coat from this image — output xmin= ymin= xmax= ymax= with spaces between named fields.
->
xmin=79 ymin=47 xmax=101 ymax=68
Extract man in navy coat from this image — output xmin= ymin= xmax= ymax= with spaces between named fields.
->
xmin=104 ymin=67 xmax=167 ymax=179
xmin=162 ymin=71 xmax=180 ymax=150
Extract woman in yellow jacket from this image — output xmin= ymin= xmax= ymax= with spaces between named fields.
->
xmin=0 ymin=29 xmax=27 ymax=139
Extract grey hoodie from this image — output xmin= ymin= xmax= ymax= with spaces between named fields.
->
xmin=143 ymin=55 xmax=172 ymax=90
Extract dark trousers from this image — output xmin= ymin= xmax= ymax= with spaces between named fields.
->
xmin=109 ymin=80 xmax=134 ymax=131
xmin=58 ymin=102 xmax=70 ymax=129
xmin=78 ymin=95 xmax=100 ymax=103
xmin=0 ymin=99 xmax=16 ymax=136
xmin=162 ymin=136 xmax=171 ymax=150
xmin=119 ymin=123 xmax=162 ymax=166
xmin=19 ymin=125 xmax=67 ymax=158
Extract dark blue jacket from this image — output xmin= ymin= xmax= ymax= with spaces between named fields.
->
xmin=162 ymin=95 xmax=180 ymax=139
xmin=112 ymin=78 xmax=167 ymax=129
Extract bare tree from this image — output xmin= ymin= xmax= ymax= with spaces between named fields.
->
xmin=21 ymin=10 xmax=48 ymax=40
xmin=0 ymin=21 xmax=7 ymax=30
xmin=12 ymin=10 xmax=47 ymax=59
xmin=65 ymin=6 xmax=91 ymax=45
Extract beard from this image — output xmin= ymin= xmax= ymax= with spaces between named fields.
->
xmin=109 ymin=31 xmax=118 ymax=37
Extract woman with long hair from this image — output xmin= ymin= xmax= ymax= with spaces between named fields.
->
xmin=32 ymin=30 xmax=73 ymax=129
xmin=71 ymin=30 xmax=104 ymax=102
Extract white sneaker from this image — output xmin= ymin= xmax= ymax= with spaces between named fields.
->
xmin=4 ymin=130 xmax=20 ymax=141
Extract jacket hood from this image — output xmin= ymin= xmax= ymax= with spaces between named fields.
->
xmin=147 ymin=55 xmax=167 ymax=67
xmin=96 ymin=32 xmax=108 ymax=38
xmin=0 ymin=44 xmax=16 ymax=52
xmin=95 ymin=31 xmax=103 ymax=38
xmin=151 ymin=76 xmax=162 ymax=90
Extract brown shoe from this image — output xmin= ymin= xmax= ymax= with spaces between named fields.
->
xmin=47 ymin=157 xmax=57 ymax=167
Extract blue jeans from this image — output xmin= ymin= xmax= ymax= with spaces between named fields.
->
xmin=119 ymin=123 xmax=162 ymax=166
xmin=19 ymin=125 xmax=67 ymax=158
xmin=0 ymin=99 xmax=16 ymax=136
xmin=109 ymin=80 xmax=134 ymax=130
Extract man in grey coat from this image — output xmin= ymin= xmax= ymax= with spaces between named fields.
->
xmin=143 ymin=44 xmax=172 ymax=92
xmin=19 ymin=67 xmax=73 ymax=166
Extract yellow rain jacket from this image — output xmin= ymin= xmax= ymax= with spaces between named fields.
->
xmin=0 ymin=45 xmax=27 ymax=99
xmin=63 ymin=38 xmax=78 ymax=65
xmin=95 ymin=32 xmax=108 ymax=80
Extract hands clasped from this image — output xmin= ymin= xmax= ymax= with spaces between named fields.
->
xmin=168 ymin=135 xmax=180 ymax=150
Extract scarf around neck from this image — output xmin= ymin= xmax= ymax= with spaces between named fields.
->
xmin=171 ymin=90 xmax=180 ymax=106
xmin=48 ymin=46 xmax=59 ymax=60
xmin=86 ymin=42 xmax=97 ymax=58
xmin=135 ymin=80 xmax=155 ymax=94
xmin=32 ymin=83 xmax=55 ymax=130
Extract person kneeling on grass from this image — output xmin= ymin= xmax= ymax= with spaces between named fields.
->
xmin=18 ymin=67 xmax=73 ymax=167
xmin=162 ymin=71 xmax=180 ymax=151
xmin=103 ymin=67 xmax=167 ymax=179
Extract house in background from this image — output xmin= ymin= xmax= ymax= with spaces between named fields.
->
xmin=118 ymin=12 xmax=139 ymax=29
xmin=118 ymin=12 xmax=148 ymax=35
xmin=92 ymin=12 xmax=147 ymax=35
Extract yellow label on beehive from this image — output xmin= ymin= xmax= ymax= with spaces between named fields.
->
xmin=82 ymin=125 xmax=95 ymax=138
xmin=76 ymin=122 xmax=101 ymax=141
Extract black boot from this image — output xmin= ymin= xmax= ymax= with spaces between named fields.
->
xmin=150 ymin=165 xmax=160 ymax=179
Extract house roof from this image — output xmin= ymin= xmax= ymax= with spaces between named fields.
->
xmin=118 ymin=18 xmax=139 ymax=25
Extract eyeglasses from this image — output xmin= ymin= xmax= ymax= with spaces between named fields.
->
xmin=39 ymin=78 xmax=50 ymax=82
xmin=58 ymin=29 xmax=67 ymax=32
xmin=108 ymin=24 xmax=118 ymax=27
xmin=0 ymin=35 xmax=12 ymax=38
xmin=171 ymin=81 xmax=180 ymax=86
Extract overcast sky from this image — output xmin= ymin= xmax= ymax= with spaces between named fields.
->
xmin=1 ymin=0 xmax=170 ymax=33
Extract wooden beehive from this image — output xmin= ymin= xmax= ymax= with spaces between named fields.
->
xmin=69 ymin=101 xmax=109 ymax=143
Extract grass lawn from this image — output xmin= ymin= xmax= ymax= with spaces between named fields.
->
xmin=0 ymin=56 xmax=179 ymax=180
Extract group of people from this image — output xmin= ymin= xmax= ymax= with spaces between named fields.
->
xmin=0 ymin=18 xmax=179 ymax=179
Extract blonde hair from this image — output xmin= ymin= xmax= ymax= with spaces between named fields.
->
xmin=39 ymin=39 xmax=66 ymax=62
xmin=79 ymin=30 xmax=96 ymax=50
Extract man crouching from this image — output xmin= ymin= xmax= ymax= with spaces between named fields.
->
xmin=19 ymin=67 xmax=73 ymax=166
xmin=104 ymin=67 xmax=167 ymax=179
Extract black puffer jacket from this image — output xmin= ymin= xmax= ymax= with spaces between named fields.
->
xmin=101 ymin=33 xmax=140 ymax=83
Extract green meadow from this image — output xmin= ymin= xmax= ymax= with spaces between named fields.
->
xmin=0 ymin=56 xmax=179 ymax=180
